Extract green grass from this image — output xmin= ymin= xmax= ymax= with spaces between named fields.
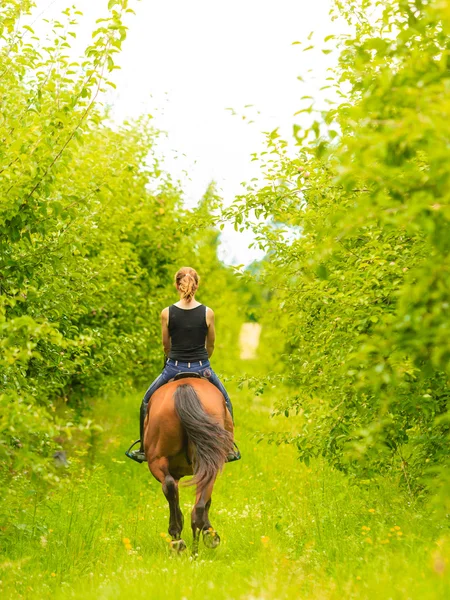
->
xmin=1 ymin=381 xmax=449 ymax=599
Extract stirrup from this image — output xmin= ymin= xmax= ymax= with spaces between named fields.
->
xmin=226 ymin=442 xmax=241 ymax=463
xmin=125 ymin=439 xmax=146 ymax=464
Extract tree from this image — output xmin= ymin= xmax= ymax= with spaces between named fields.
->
xmin=0 ymin=1 xmax=186 ymax=476
xmin=225 ymin=0 xmax=450 ymax=497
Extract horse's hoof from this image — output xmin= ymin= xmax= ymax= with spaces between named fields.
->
xmin=170 ymin=539 xmax=186 ymax=553
xmin=202 ymin=529 xmax=220 ymax=549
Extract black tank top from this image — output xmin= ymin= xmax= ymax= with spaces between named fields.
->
xmin=168 ymin=304 xmax=209 ymax=362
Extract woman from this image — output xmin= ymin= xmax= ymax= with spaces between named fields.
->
xmin=127 ymin=266 xmax=239 ymax=463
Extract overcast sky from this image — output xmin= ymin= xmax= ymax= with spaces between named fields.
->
xmin=32 ymin=0 xmax=342 ymax=264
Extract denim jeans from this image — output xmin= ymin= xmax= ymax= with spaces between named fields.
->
xmin=139 ymin=359 xmax=233 ymax=444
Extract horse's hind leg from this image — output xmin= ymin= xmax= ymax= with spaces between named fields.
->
xmin=191 ymin=480 xmax=220 ymax=556
xmin=150 ymin=458 xmax=185 ymax=553
xmin=202 ymin=497 xmax=220 ymax=549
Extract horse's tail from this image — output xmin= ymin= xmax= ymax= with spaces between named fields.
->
xmin=174 ymin=383 xmax=232 ymax=491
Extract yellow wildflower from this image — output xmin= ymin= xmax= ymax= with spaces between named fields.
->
xmin=122 ymin=537 xmax=132 ymax=551
xmin=368 ymin=508 xmax=376 ymax=513
xmin=261 ymin=536 xmax=270 ymax=546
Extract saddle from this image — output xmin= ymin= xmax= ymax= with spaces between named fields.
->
xmin=170 ymin=372 xmax=207 ymax=382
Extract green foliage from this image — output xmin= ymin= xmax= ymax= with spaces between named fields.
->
xmin=0 ymin=1 xmax=251 ymax=483
xmin=225 ymin=0 xmax=450 ymax=495
xmin=1 ymin=3 xmax=450 ymax=595
xmin=0 ymin=1 xmax=192 ymax=478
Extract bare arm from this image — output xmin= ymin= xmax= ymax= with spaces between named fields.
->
xmin=161 ymin=307 xmax=170 ymax=357
xmin=206 ymin=307 xmax=215 ymax=358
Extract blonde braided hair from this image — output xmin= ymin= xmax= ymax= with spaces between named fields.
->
xmin=175 ymin=267 xmax=199 ymax=301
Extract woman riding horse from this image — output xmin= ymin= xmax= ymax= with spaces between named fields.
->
xmin=126 ymin=266 xmax=239 ymax=463
xmin=125 ymin=267 xmax=240 ymax=553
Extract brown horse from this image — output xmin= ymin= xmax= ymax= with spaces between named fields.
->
xmin=143 ymin=375 xmax=234 ymax=555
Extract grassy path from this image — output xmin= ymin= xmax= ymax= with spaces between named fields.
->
xmin=1 ymin=380 xmax=449 ymax=599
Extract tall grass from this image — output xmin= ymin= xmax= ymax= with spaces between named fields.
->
xmin=1 ymin=382 xmax=449 ymax=599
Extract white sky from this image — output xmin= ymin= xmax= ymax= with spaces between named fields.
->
xmin=31 ymin=0 xmax=343 ymax=265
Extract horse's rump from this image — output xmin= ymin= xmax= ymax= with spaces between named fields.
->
xmin=174 ymin=383 xmax=232 ymax=491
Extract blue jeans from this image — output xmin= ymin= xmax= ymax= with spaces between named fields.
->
xmin=139 ymin=358 xmax=233 ymax=445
